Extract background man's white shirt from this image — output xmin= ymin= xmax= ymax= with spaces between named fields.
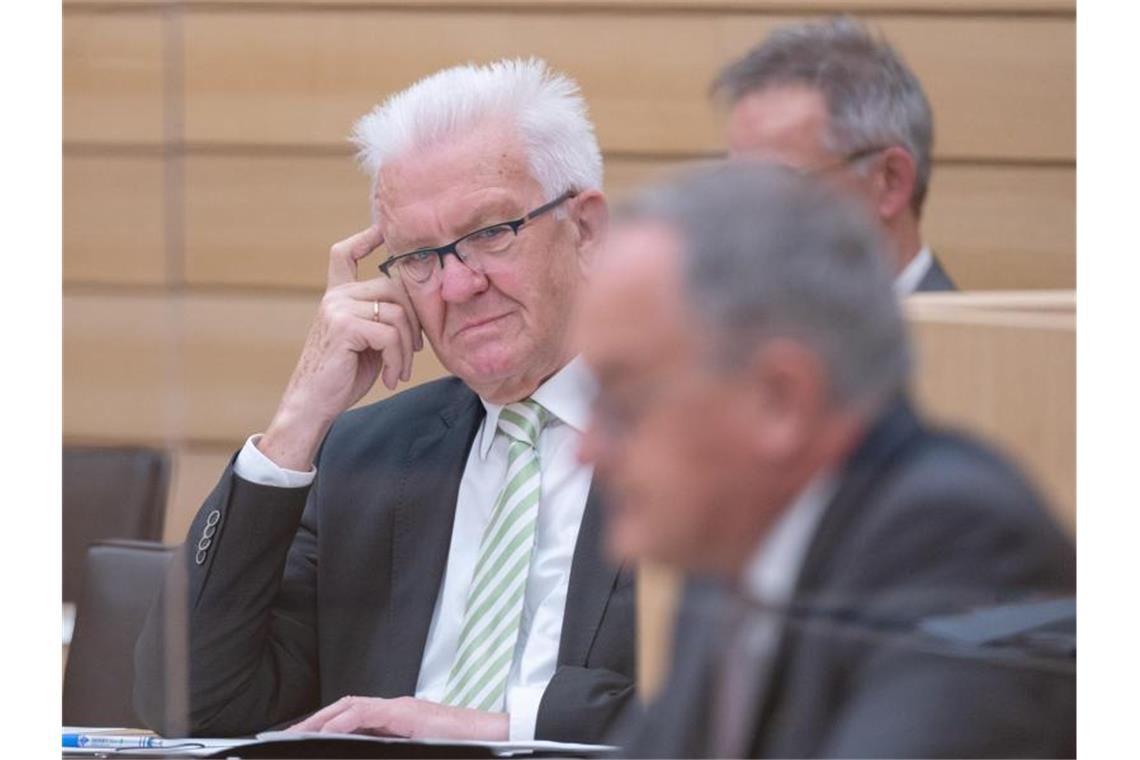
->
xmin=894 ymin=245 xmax=934 ymax=296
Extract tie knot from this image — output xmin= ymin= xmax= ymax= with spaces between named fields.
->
xmin=498 ymin=399 xmax=550 ymax=447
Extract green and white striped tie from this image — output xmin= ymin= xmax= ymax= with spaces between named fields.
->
xmin=442 ymin=399 xmax=551 ymax=712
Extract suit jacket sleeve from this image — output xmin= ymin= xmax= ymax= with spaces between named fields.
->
xmin=810 ymin=475 xmax=1075 ymax=758
xmin=133 ymin=456 xmax=323 ymax=737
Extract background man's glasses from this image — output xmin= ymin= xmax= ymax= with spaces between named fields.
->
xmin=379 ymin=190 xmax=578 ymax=284
xmin=802 ymin=145 xmax=890 ymax=177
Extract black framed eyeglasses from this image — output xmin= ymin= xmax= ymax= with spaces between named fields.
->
xmin=378 ymin=190 xmax=578 ymax=284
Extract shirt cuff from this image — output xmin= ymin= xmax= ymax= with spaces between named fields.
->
xmin=233 ymin=434 xmax=317 ymax=488
xmin=506 ymin=683 xmax=547 ymax=742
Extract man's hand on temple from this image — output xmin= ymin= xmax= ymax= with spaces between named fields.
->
xmin=285 ymin=696 xmax=509 ymax=741
xmin=258 ymin=225 xmax=424 ymax=471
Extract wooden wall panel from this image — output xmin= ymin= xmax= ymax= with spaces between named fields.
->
xmin=906 ymin=295 xmax=1075 ymax=532
xmin=179 ymin=154 xmax=1074 ymax=291
xmin=64 ymin=154 xmax=168 ymax=286
xmin=178 ymin=0 xmax=1074 ymax=10
xmin=926 ymin=165 xmax=1074 ymax=290
xmin=184 ymin=154 xmax=371 ymax=289
xmin=64 ymin=292 xmax=180 ymax=441
xmin=63 ymin=291 xmax=451 ymax=445
xmin=63 ymin=13 xmax=166 ymax=144
xmin=181 ymin=10 xmax=1073 ymax=161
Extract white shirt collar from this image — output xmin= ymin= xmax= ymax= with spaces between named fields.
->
xmin=741 ymin=473 xmax=837 ymax=606
xmin=476 ymin=355 xmax=597 ymax=459
xmin=893 ymin=244 xmax=934 ymax=297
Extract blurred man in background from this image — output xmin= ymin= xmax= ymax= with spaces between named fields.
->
xmin=135 ymin=59 xmax=636 ymax=743
xmin=714 ymin=16 xmax=956 ymax=294
xmin=579 ymin=163 xmax=1074 ymax=757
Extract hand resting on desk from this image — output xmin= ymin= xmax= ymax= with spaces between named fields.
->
xmin=287 ymin=695 xmax=508 ymax=742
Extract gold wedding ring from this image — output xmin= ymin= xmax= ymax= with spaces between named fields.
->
xmin=372 ymin=300 xmax=380 ymax=322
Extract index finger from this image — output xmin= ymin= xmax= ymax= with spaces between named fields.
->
xmin=287 ymin=697 xmax=354 ymax=733
xmin=327 ymin=226 xmax=385 ymax=289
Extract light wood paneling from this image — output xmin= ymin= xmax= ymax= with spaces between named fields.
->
xmin=637 ymin=562 xmax=684 ymax=700
xmin=64 ymin=154 xmax=168 ymax=286
xmin=63 ymin=291 xmax=181 ymax=441
xmin=925 ymin=165 xmax=1074 ymax=290
xmin=63 ymin=12 xmax=166 ymax=144
xmin=177 ymin=154 xmax=1074 ymax=291
xmin=184 ymin=154 xmax=371 ymax=289
xmin=181 ymin=10 xmax=1073 ymax=161
xmin=906 ymin=293 xmax=1075 ymax=532
xmin=64 ymin=290 xmax=451 ymax=444
xmin=178 ymin=0 xmax=1074 ymax=10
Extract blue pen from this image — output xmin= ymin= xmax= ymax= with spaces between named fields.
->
xmin=62 ymin=734 xmax=165 ymax=749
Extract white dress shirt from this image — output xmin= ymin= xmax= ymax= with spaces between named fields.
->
xmin=741 ymin=474 xmax=836 ymax=606
xmin=893 ymin=244 xmax=934 ymax=297
xmin=233 ymin=357 xmax=596 ymax=741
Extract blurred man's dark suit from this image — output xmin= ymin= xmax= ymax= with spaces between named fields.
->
xmin=134 ymin=377 xmax=636 ymax=742
xmin=621 ymin=397 xmax=1075 ymax=758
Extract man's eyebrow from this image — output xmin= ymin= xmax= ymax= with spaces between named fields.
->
xmin=391 ymin=197 xmax=522 ymax=254
xmin=451 ymin=198 xmax=522 ymax=237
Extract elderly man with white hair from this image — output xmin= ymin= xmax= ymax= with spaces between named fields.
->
xmin=135 ymin=58 xmax=634 ymax=744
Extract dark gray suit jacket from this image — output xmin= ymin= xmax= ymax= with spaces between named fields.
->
xmin=134 ymin=377 xmax=636 ymax=741
xmin=621 ymin=398 xmax=1074 ymax=758
xmin=917 ymin=253 xmax=957 ymax=292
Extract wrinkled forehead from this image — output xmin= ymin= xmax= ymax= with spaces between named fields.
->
xmin=725 ymin=84 xmax=833 ymax=167
xmin=373 ymin=122 xmax=542 ymax=248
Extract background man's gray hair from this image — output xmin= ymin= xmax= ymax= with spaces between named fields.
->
xmin=713 ymin=16 xmax=934 ymax=215
xmin=625 ymin=161 xmax=910 ymax=411
xmin=352 ymin=57 xmax=603 ymax=212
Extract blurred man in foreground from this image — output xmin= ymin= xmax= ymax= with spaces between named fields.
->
xmin=135 ymin=59 xmax=635 ymax=742
xmin=715 ymin=16 xmax=956 ymax=293
xmin=578 ymin=163 xmax=1074 ymax=757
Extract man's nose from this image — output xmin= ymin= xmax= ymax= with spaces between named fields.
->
xmin=438 ymin=254 xmax=489 ymax=302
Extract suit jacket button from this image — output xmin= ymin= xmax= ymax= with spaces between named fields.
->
xmin=204 ymin=522 xmax=217 ymax=539
xmin=206 ymin=510 xmax=221 ymax=527
xmin=198 ymin=536 xmax=211 ymax=552
xmin=195 ymin=548 xmax=208 ymax=565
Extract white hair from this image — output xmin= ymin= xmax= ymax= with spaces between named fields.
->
xmin=350 ymin=57 xmax=603 ymax=206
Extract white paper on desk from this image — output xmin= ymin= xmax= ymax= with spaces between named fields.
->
xmin=257 ymin=730 xmax=617 ymax=757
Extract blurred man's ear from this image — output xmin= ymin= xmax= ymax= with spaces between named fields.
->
xmin=746 ymin=339 xmax=830 ymax=464
xmin=872 ymin=146 xmax=918 ymax=223
xmin=571 ymin=190 xmax=609 ymax=273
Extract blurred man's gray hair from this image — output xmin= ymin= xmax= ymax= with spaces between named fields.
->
xmin=352 ymin=57 xmax=603 ymax=209
xmin=625 ymin=161 xmax=910 ymax=411
xmin=713 ymin=16 xmax=934 ymax=215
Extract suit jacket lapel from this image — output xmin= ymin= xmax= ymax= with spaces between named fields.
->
xmin=557 ymin=483 xmax=622 ymax=667
xmin=916 ymin=252 xmax=957 ymax=292
xmin=385 ymin=387 xmax=484 ymax=695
